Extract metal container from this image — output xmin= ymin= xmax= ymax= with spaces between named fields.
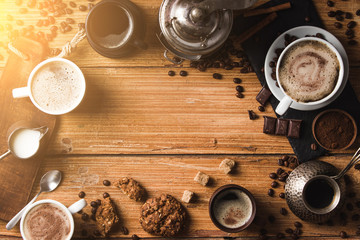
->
xmin=158 ymin=0 xmax=257 ymax=63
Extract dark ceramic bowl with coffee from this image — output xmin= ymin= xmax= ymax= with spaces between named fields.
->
xmin=86 ymin=0 xmax=147 ymax=58
xmin=209 ymin=184 xmax=256 ymax=232
xmin=312 ymin=109 xmax=357 ymax=151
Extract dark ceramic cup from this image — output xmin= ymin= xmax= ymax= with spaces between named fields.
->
xmin=85 ymin=0 xmax=147 ymax=58
xmin=209 ymin=184 xmax=256 ymax=233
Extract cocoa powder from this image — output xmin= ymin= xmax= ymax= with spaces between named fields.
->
xmin=314 ymin=111 xmax=355 ymax=149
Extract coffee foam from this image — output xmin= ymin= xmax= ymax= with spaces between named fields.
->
xmin=278 ymin=40 xmax=339 ymax=103
xmin=213 ymin=189 xmax=253 ymax=229
xmin=31 ymin=61 xmax=83 ymax=114
xmin=24 ymin=203 xmax=71 ymax=240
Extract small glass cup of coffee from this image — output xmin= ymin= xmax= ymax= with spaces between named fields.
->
xmin=20 ymin=199 xmax=87 ymax=240
xmin=209 ymin=184 xmax=256 ymax=232
xmin=12 ymin=58 xmax=86 ymax=115
xmin=275 ymin=37 xmax=345 ymax=115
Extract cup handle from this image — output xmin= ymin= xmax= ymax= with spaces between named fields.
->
xmin=12 ymin=87 xmax=30 ymax=98
xmin=67 ymin=199 xmax=87 ymax=214
xmin=275 ymin=95 xmax=293 ymax=115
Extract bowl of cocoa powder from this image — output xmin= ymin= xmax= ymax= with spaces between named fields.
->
xmin=312 ymin=109 xmax=357 ymax=151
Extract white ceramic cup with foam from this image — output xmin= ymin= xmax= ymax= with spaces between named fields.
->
xmin=20 ymin=199 xmax=87 ymax=240
xmin=275 ymin=37 xmax=344 ymax=115
xmin=12 ymin=58 xmax=86 ymax=115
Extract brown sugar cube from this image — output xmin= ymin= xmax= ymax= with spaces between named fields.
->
xmin=219 ymin=158 xmax=236 ymax=174
xmin=95 ymin=197 xmax=119 ymax=237
xmin=194 ymin=171 xmax=209 ymax=186
xmin=181 ymin=190 xmax=194 ymax=203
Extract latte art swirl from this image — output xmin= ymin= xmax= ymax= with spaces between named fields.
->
xmin=279 ymin=40 xmax=339 ymax=103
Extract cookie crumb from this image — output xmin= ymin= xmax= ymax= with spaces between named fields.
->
xmin=219 ymin=158 xmax=235 ymax=174
xmin=95 ymin=197 xmax=119 ymax=237
xmin=181 ymin=190 xmax=194 ymax=203
xmin=194 ymin=171 xmax=209 ymax=186
xmin=115 ymin=177 xmax=146 ymax=201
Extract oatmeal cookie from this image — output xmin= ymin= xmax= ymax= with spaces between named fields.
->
xmin=95 ymin=197 xmax=119 ymax=237
xmin=116 ymin=177 xmax=146 ymax=201
xmin=139 ymin=194 xmax=186 ymax=237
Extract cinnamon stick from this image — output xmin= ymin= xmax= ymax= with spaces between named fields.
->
xmin=244 ymin=2 xmax=291 ymax=17
xmin=237 ymin=12 xmax=278 ymax=44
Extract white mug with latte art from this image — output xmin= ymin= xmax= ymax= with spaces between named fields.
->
xmin=12 ymin=58 xmax=86 ymax=115
xmin=275 ymin=37 xmax=344 ymax=115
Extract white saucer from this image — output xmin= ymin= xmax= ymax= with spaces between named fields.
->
xmin=264 ymin=26 xmax=349 ymax=111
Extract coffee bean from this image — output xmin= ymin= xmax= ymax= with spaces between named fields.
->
xmin=65 ymin=25 xmax=72 ymax=32
xmin=69 ymin=1 xmax=76 ymax=8
xmin=294 ymin=222 xmax=302 ymax=228
xmin=132 ymin=234 xmax=140 ymax=240
xmin=66 ymin=18 xmax=75 ymax=24
xmin=284 ymin=160 xmax=289 ymax=167
xmin=91 ymin=207 xmax=97 ymax=214
xmin=268 ymin=215 xmax=275 ymax=223
xmin=81 ymin=213 xmax=89 ymax=221
xmin=304 ymin=16 xmax=311 ymax=22
xmin=213 ymin=73 xmax=222 ymax=79
xmin=233 ymin=78 xmax=242 ymax=84
xmin=90 ymin=201 xmax=98 ymax=208
xmin=66 ymin=8 xmax=73 ymax=14
xmin=346 ymin=203 xmax=354 ymax=211
xmin=269 ymin=61 xmax=275 ymax=68
xmin=248 ymin=110 xmax=257 ymax=120
xmin=81 ymin=229 xmax=87 ymax=236
xmin=345 ymin=12 xmax=353 ymax=19
xmin=103 ymin=180 xmax=111 ymax=186
xmin=236 ymin=92 xmax=244 ymax=98
xmin=103 ymin=192 xmax=110 ymax=198
xmin=78 ymin=191 xmax=86 ymax=198
xmin=121 ymin=226 xmax=129 ymax=235
xmin=327 ymin=0 xmax=334 ymax=7
xmin=280 ymin=208 xmax=287 ymax=215
xmin=335 ymin=15 xmax=344 ymax=21
xmin=357 ymin=9 xmax=360 ymax=16
xmin=271 ymin=181 xmax=278 ymax=188
xmin=240 ymin=67 xmax=249 ymax=73
xmin=96 ymin=199 xmax=101 ymax=206
xmin=236 ymin=85 xmax=243 ymax=92
xmin=347 ymin=21 xmax=356 ymax=28
xmin=50 ymin=25 xmax=58 ymax=32
xmin=336 ymin=10 xmax=344 ymax=15
xmin=294 ymin=228 xmax=302 ymax=235
xmin=269 ymin=173 xmax=277 ymax=179
xmin=168 ymin=70 xmax=175 ymax=76
xmin=328 ymin=11 xmax=336 ymax=17
xmin=334 ymin=22 xmax=343 ymax=28
xmin=310 ymin=143 xmax=317 ymax=151
xmin=79 ymin=5 xmax=87 ymax=11
xmin=340 ymin=231 xmax=348 ymax=238
xmin=179 ymin=70 xmax=187 ymax=77
xmin=268 ymin=188 xmax=274 ymax=196
xmin=258 ymin=106 xmax=265 ymax=112
xmin=285 ymin=228 xmax=294 ymax=234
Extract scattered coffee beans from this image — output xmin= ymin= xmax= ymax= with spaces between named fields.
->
xmin=248 ymin=110 xmax=257 ymax=120
xmin=357 ymin=9 xmax=360 ymax=16
xmin=121 ymin=226 xmax=129 ymax=235
xmin=334 ymin=22 xmax=343 ymax=29
xmin=340 ymin=231 xmax=348 ymax=238
xmin=233 ymin=78 xmax=242 ymax=84
xmin=236 ymin=85 xmax=244 ymax=92
xmin=294 ymin=222 xmax=302 ymax=228
xmin=269 ymin=172 xmax=277 ymax=179
xmin=90 ymin=201 xmax=98 ymax=208
xmin=258 ymin=106 xmax=265 ymax=112
xmin=328 ymin=11 xmax=336 ymax=17
xmin=268 ymin=188 xmax=274 ymax=196
xmin=168 ymin=70 xmax=175 ymax=76
xmin=310 ymin=143 xmax=317 ymax=151
xmin=79 ymin=5 xmax=87 ymax=11
xmin=81 ymin=212 xmax=89 ymax=221
xmin=280 ymin=208 xmax=288 ymax=215
xmin=96 ymin=199 xmax=101 ymax=206
xmin=236 ymin=92 xmax=244 ymax=98
xmin=271 ymin=181 xmax=278 ymax=188
xmin=347 ymin=21 xmax=356 ymax=28
xmin=103 ymin=192 xmax=110 ymax=198
xmin=78 ymin=191 xmax=86 ymax=198
xmin=103 ymin=180 xmax=111 ymax=186
xmin=212 ymin=73 xmax=222 ymax=79
xmin=132 ymin=234 xmax=140 ymax=240
xmin=179 ymin=70 xmax=188 ymax=77
xmin=327 ymin=0 xmax=334 ymax=7
xmin=91 ymin=207 xmax=97 ymax=214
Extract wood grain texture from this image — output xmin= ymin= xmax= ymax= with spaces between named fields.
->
xmin=1 ymin=154 xmax=360 ymax=239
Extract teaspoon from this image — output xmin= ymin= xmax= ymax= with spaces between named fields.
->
xmin=331 ymin=146 xmax=360 ymax=181
xmin=6 ymin=170 xmax=62 ymax=230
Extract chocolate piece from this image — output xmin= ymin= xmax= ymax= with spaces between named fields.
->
xmin=275 ymin=118 xmax=289 ymax=135
xmin=263 ymin=116 xmax=277 ymax=134
xmin=256 ymin=87 xmax=272 ymax=106
xmin=287 ymin=119 xmax=302 ymax=138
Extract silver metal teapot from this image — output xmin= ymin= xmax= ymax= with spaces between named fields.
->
xmin=157 ymin=0 xmax=257 ymax=63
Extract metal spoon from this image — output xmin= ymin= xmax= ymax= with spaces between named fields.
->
xmin=331 ymin=146 xmax=360 ymax=181
xmin=6 ymin=170 xmax=62 ymax=230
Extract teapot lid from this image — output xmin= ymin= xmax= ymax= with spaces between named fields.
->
xmin=159 ymin=0 xmax=232 ymax=57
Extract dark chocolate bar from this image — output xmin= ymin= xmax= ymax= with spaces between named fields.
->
xmin=275 ymin=118 xmax=289 ymax=136
xmin=263 ymin=116 xmax=277 ymax=134
xmin=256 ymin=87 xmax=272 ymax=106
xmin=287 ymin=119 xmax=302 ymax=138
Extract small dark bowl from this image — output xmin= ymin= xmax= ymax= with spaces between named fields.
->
xmin=209 ymin=184 xmax=256 ymax=233
xmin=312 ymin=109 xmax=357 ymax=151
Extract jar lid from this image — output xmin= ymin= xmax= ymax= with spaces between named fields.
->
xmin=159 ymin=0 xmax=232 ymax=58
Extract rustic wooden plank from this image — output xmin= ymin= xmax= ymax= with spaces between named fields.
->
xmin=1 ymin=0 xmax=360 ymax=68
xmin=1 ymin=154 xmax=359 ymax=239
xmin=42 ymin=66 xmax=359 ymax=155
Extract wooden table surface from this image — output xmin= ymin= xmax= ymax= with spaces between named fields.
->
xmin=1 ymin=0 xmax=360 ymax=239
